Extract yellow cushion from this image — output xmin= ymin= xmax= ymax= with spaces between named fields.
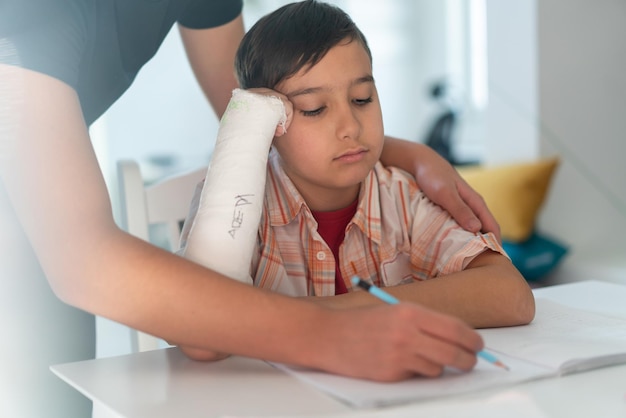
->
xmin=457 ymin=157 xmax=559 ymax=242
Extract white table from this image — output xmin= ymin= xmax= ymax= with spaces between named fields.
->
xmin=51 ymin=280 xmax=626 ymax=418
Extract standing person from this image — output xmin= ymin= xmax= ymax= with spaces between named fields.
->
xmin=177 ymin=0 xmax=534 ymax=361
xmin=0 ymin=1 xmax=496 ymax=416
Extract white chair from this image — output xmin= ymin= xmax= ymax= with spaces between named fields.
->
xmin=116 ymin=159 xmax=207 ymax=352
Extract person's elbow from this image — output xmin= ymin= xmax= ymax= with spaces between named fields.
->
xmin=513 ymin=289 xmax=536 ymax=326
xmin=506 ymin=275 xmax=536 ymax=326
xmin=471 ymin=253 xmax=536 ymax=327
xmin=178 ymin=345 xmax=231 ymax=362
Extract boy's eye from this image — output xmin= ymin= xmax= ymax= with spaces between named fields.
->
xmin=299 ymin=97 xmax=372 ymax=117
xmin=301 ymin=107 xmax=325 ymax=117
xmin=354 ymin=97 xmax=373 ymax=105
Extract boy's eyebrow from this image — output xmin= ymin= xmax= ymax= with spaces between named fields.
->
xmin=285 ymin=75 xmax=374 ymax=99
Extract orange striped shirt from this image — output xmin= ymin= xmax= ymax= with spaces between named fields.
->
xmin=249 ymin=150 xmax=506 ymax=296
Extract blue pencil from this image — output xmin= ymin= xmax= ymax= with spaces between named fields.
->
xmin=350 ymin=276 xmax=509 ymax=371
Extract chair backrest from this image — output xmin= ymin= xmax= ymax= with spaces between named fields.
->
xmin=116 ymin=159 xmax=207 ymax=352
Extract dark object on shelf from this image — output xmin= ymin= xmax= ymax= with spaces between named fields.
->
xmin=423 ymin=80 xmax=478 ymax=166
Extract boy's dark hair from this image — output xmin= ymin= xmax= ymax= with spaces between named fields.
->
xmin=235 ymin=0 xmax=372 ymax=89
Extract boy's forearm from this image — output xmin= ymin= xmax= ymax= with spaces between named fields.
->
xmin=389 ymin=255 xmax=535 ymax=328
xmin=309 ymin=253 xmax=535 ymax=328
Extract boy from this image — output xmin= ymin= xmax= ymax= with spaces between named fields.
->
xmin=180 ymin=0 xmax=534 ymax=361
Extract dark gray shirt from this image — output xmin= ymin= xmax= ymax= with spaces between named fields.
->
xmin=0 ymin=0 xmax=243 ymax=125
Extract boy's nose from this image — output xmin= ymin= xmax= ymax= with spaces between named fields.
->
xmin=335 ymin=105 xmax=360 ymax=141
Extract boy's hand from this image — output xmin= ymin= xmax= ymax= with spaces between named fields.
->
xmin=246 ymin=88 xmax=294 ymax=136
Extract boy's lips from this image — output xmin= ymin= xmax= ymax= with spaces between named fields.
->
xmin=334 ymin=148 xmax=368 ymax=162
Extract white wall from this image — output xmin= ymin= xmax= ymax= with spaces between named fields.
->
xmin=537 ymin=0 xmax=626 ymax=282
xmin=483 ymin=0 xmax=538 ymax=164
xmin=483 ymin=0 xmax=626 ymax=283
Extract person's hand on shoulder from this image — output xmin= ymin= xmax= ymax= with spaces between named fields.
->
xmin=379 ymin=138 xmax=501 ymax=241
xmin=416 ymin=157 xmax=501 ymax=241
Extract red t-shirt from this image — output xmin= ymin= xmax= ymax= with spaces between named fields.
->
xmin=311 ymin=199 xmax=358 ymax=295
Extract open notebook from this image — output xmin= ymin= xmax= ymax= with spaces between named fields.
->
xmin=271 ymin=298 xmax=626 ymax=408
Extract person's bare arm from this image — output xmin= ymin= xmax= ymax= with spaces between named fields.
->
xmin=0 ymin=64 xmax=485 ymax=381
xmin=178 ymin=14 xmax=244 ymax=118
xmin=380 ymin=136 xmax=501 ymax=242
xmin=309 ymin=252 xmax=535 ymax=329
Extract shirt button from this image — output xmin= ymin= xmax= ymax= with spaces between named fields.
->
xmin=316 ymin=251 xmax=326 ymax=261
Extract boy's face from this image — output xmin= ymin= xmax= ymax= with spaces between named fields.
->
xmin=273 ymin=40 xmax=384 ymax=211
